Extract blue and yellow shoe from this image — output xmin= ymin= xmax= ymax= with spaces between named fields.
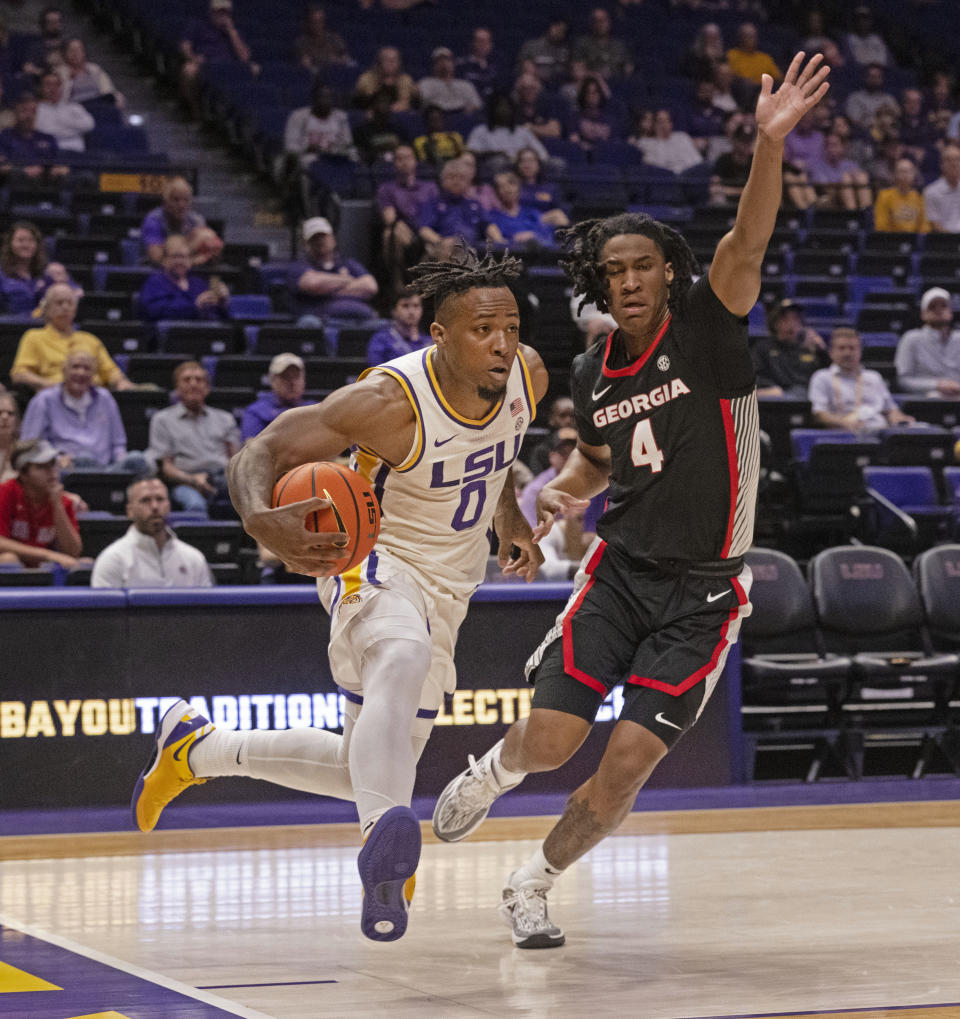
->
xmin=357 ymin=806 xmax=421 ymax=942
xmin=131 ymin=699 xmax=213 ymax=833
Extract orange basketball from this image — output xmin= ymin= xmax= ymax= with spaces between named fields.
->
xmin=272 ymin=461 xmax=381 ymax=574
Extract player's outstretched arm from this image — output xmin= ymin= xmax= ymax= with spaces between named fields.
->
xmin=533 ymin=439 xmax=610 ymax=543
xmin=227 ymin=374 xmax=415 ymax=576
xmin=710 ymin=51 xmax=830 ymax=316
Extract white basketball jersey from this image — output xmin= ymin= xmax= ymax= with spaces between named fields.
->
xmin=351 ymin=345 xmax=536 ymax=599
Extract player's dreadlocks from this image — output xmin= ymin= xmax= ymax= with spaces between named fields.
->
xmin=559 ymin=213 xmax=701 ymax=317
xmin=409 ymin=243 xmax=523 ymax=320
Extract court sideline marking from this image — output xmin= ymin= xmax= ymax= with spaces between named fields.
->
xmin=0 ymin=913 xmax=273 ymax=1019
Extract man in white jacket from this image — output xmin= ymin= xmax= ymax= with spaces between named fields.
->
xmin=91 ymin=477 xmax=213 ymax=588
xmin=35 ymin=71 xmax=94 ymax=153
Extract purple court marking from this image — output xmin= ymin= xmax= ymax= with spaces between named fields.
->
xmin=0 ymin=923 xmax=241 ymax=1018
xmin=198 ymin=980 xmax=337 ymax=989
xmin=684 ymin=1002 xmax=960 ymax=1019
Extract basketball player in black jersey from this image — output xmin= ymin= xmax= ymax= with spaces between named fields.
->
xmin=433 ymin=51 xmax=831 ymax=948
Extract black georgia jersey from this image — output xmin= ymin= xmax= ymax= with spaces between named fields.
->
xmin=572 ymin=276 xmax=760 ymax=563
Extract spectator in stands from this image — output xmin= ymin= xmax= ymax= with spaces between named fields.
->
xmin=148 ymin=360 xmax=239 ymax=515
xmin=843 ymin=5 xmax=892 ymax=68
xmin=457 ymin=27 xmax=501 ymax=100
xmin=632 ymin=108 xmax=703 ymax=174
xmin=753 ymin=299 xmax=829 ymax=398
xmin=0 ymin=438 xmax=85 ymax=567
xmin=895 ymin=287 xmax=960 ymax=397
xmin=179 ymin=0 xmax=258 ymax=121
xmin=353 ymin=87 xmax=410 ymax=164
xmin=809 ymin=327 xmax=913 ymax=433
xmin=899 ymin=88 xmax=933 ymax=162
xmin=516 ymin=19 xmax=569 ymax=87
xmin=783 ymin=109 xmax=824 ymax=173
xmin=525 ymin=396 xmax=576 ymax=476
xmin=23 ymin=6 xmax=66 ymax=77
xmin=138 ymin=235 xmax=230 ymax=322
xmin=35 ymin=70 xmax=94 ymax=153
xmin=514 ymin=148 xmax=568 ymax=225
xmin=726 ymin=23 xmax=781 ymax=88
xmin=688 ymin=79 xmax=729 ymax=156
xmin=845 ymin=64 xmax=899 ymax=133
xmin=0 ymin=92 xmax=67 ymax=180
xmin=19 ymin=348 xmax=147 ymax=472
xmin=294 ymin=4 xmax=353 ymax=72
xmin=418 ymin=158 xmax=486 ymax=258
xmin=283 ymin=83 xmax=357 ymax=170
xmin=11 ymin=284 xmax=133 ymax=393
xmin=91 ymin=476 xmax=213 ymax=588
xmin=567 ymin=75 xmax=620 ymax=154
xmin=58 ymin=38 xmax=124 ymax=107
xmin=808 ymin=132 xmax=872 ymax=211
xmin=0 ymin=391 xmax=20 ymax=483
xmin=366 ymin=289 xmax=431 ymax=366
xmin=353 ymin=46 xmax=418 ymax=113
xmin=0 ymin=79 xmax=15 ymax=132
xmin=141 ymin=176 xmax=224 ymax=267
xmin=467 ymin=93 xmax=547 ymax=166
xmin=0 ymin=221 xmax=69 ymax=315
xmin=412 ymin=105 xmax=465 ymax=165
xmin=241 ymin=353 xmax=310 ymax=442
xmin=923 ymin=142 xmax=960 ymax=233
xmin=864 ymin=130 xmax=903 ymax=190
xmin=376 ymin=143 xmax=435 ymax=296
xmin=710 ymin=121 xmax=756 ymax=204
xmin=486 ymin=170 xmax=556 ymax=250
xmin=873 ymin=157 xmax=928 ymax=233
xmin=418 ymin=47 xmax=483 ymax=115
xmin=457 ymin=149 xmax=498 ymax=212
xmin=512 ymin=73 xmax=562 ymax=141
xmin=681 ymin=23 xmax=725 ymax=82
xmin=572 ymin=7 xmax=632 ymax=81
xmin=711 ymin=61 xmax=741 ymax=115
xmin=288 ymin=216 xmax=378 ymax=325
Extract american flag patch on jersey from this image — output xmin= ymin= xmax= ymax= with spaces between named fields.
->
xmin=510 ymin=397 xmax=523 ymax=416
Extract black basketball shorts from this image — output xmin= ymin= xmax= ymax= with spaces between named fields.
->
xmin=524 ymin=539 xmax=753 ymax=749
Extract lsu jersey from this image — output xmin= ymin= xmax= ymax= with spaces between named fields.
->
xmin=350 ymin=345 xmax=536 ymax=599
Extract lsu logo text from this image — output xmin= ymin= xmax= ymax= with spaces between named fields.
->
xmin=430 ymin=434 xmax=521 ymax=489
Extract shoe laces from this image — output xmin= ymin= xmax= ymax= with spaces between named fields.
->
xmin=508 ymin=883 xmax=551 ymax=931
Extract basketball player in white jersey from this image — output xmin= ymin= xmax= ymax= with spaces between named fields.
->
xmin=131 ymin=249 xmax=548 ymax=943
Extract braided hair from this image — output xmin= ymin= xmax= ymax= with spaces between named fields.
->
xmin=408 ymin=244 xmax=523 ymax=321
xmin=559 ymin=212 xmax=700 ymax=317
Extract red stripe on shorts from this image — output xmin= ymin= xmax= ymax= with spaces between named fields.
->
xmin=627 ymin=574 xmax=748 ymax=696
xmin=561 ymin=540 xmax=609 ymax=695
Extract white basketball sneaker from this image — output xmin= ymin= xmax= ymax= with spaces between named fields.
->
xmin=432 ymin=739 xmax=522 ymax=842
xmin=499 ymin=872 xmax=565 ymax=949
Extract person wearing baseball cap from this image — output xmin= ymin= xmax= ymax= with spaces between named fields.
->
xmin=240 ymin=353 xmax=311 ymax=441
xmin=417 ymin=45 xmax=482 ymax=114
xmin=895 ymin=287 xmax=960 ymax=396
xmin=752 ymin=298 xmax=829 ymax=397
xmin=0 ymin=437 xmax=85 ymax=568
xmin=288 ymin=217 xmax=378 ymax=326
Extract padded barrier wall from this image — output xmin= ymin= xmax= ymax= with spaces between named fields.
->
xmin=0 ymin=585 xmax=742 ymax=811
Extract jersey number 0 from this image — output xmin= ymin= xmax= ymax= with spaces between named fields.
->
xmin=630 ymin=419 xmax=664 ymax=473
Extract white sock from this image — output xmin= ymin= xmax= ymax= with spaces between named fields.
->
xmin=511 ymin=846 xmax=565 ymax=889
xmin=490 ymin=742 xmax=526 ymax=790
xmin=189 ymin=727 xmax=355 ymax=801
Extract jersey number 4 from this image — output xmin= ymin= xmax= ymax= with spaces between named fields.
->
xmin=630 ymin=419 xmax=664 ymax=473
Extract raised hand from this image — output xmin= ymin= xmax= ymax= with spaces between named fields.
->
xmin=756 ymin=52 xmax=830 ymax=143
